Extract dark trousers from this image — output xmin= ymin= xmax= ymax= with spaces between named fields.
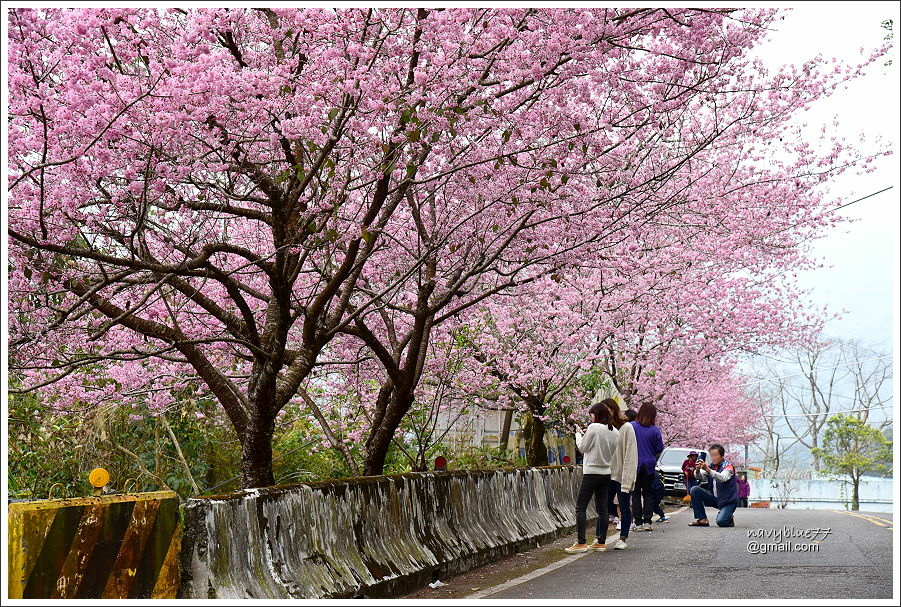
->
xmin=738 ymin=497 xmax=749 ymax=508
xmin=690 ymin=485 xmax=737 ymax=526
xmin=631 ymin=467 xmax=654 ymax=525
xmin=607 ymin=479 xmax=618 ymax=518
xmin=685 ymin=478 xmax=699 ymax=496
xmin=604 ymin=480 xmax=632 ymax=540
xmin=576 ymin=473 xmax=609 ymax=544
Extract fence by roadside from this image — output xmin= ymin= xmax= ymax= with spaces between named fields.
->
xmin=748 ymin=476 xmax=893 ymax=511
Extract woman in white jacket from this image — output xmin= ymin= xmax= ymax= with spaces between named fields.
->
xmin=604 ymin=398 xmax=637 ymax=550
xmin=565 ymin=402 xmax=619 ymax=553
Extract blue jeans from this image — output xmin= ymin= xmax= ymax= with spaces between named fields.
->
xmin=685 ymin=478 xmax=699 ymax=495
xmin=601 ymin=480 xmax=632 ymax=540
xmin=607 ymin=479 xmax=619 ymax=518
xmin=690 ymin=485 xmax=737 ymax=526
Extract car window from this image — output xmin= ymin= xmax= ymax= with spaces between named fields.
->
xmin=658 ymin=449 xmax=707 ymax=465
xmin=658 ymin=449 xmax=690 ymax=466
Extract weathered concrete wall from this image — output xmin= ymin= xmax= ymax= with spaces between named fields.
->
xmin=7 ymin=491 xmax=180 ymax=599
xmin=180 ymin=466 xmax=593 ymax=598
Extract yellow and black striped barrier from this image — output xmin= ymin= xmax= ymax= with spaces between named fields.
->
xmin=7 ymin=490 xmax=180 ymax=599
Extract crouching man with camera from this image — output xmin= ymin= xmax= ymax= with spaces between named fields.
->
xmin=688 ymin=444 xmax=738 ymax=528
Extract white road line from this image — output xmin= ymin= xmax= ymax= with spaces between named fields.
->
xmin=469 ymin=506 xmax=690 ymax=599
xmin=466 ymin=550 xmax=591 ymax=599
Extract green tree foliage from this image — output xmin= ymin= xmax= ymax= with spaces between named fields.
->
xmin=8 ymin=388 xmax=242 ymax=501
xmin=9 ymin=382 xmax=523 ymax=502
xmin=811 ymin=414 xmax=893 ymax=510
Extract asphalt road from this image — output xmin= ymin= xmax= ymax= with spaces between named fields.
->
xmin=484 ymin=507 xmax=894 ymax=600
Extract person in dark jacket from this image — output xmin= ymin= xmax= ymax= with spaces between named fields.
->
xmin=651 ymin=471 xmax=669 ymax=522
xmin=688 ymin=444 xmax=739 ymax=527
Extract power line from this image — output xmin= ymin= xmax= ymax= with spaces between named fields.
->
xmin=762 ymin=404 xmax=893 ymax=418
xmin=742 ymin=351 xmax=801 ymax=366
xmin=750 ymin=372 xmax=893 ymax=404
xmin=820 ymin=335 xmax=890 ymax=358
xmin=764 ymin=386 xmax=893 ymax=405
xmin=738 ymin=355 xmax=893 ymax=387
xmin=834 ymin=186 xmax=894 ymax=211
xmin=741 ymin=337 xmax=889 ymax=369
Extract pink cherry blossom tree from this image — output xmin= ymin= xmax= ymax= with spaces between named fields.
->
xmin=8 ymin=7 xmax=885 ymax=487
xmin=310 ymin=7 xmax=879 ymax=474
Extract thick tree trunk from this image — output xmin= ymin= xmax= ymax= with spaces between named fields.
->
xmin=363 ymin=390 xmax=415 ymax=476
xmin=239 ymin=425 xmax=276 ymax=489
xmin=363 ymin=426 xmax=393 ymax=476
xmin=521 ymin=412 xmax=547 ymax=467
xmin=499 ymin=408 xmax=514 ymax=450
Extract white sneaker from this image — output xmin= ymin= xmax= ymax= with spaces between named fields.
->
xmin=629 ymin=522 xmax=637 ymax=531
xmin=615 ymin=520 xmax=621 ymax=530
xmin=633 ymin=523 xmax=647 ymax=532
xmin=612 ymin=539 xmax=627 ymax=550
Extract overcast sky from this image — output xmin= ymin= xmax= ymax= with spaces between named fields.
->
xmin=750 ymin=3 xmax=900 ymax=353
xmin=739 ymin=3 xmax=898 ymax=461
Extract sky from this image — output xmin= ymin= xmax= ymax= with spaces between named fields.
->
xmin=750 ymin=3 xmax=900 ymax=353
xmin=731 ymin=3 xmax=900 ymax=466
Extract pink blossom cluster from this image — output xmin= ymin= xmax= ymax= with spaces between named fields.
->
xmin=7 ymin=8 xmax=887 ymax=480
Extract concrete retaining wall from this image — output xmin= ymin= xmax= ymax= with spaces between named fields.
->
xmin=180 ymin=466 xmax=594 ymax=598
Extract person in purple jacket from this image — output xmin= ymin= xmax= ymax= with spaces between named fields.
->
xmin=630 ymin=403 xmax=665 ymax=532
xmin=737 ymin=473 xmax=751 ymax=508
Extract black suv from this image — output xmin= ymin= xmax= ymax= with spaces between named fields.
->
xmin=656 ymin=447 xmax=709 ymax=496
